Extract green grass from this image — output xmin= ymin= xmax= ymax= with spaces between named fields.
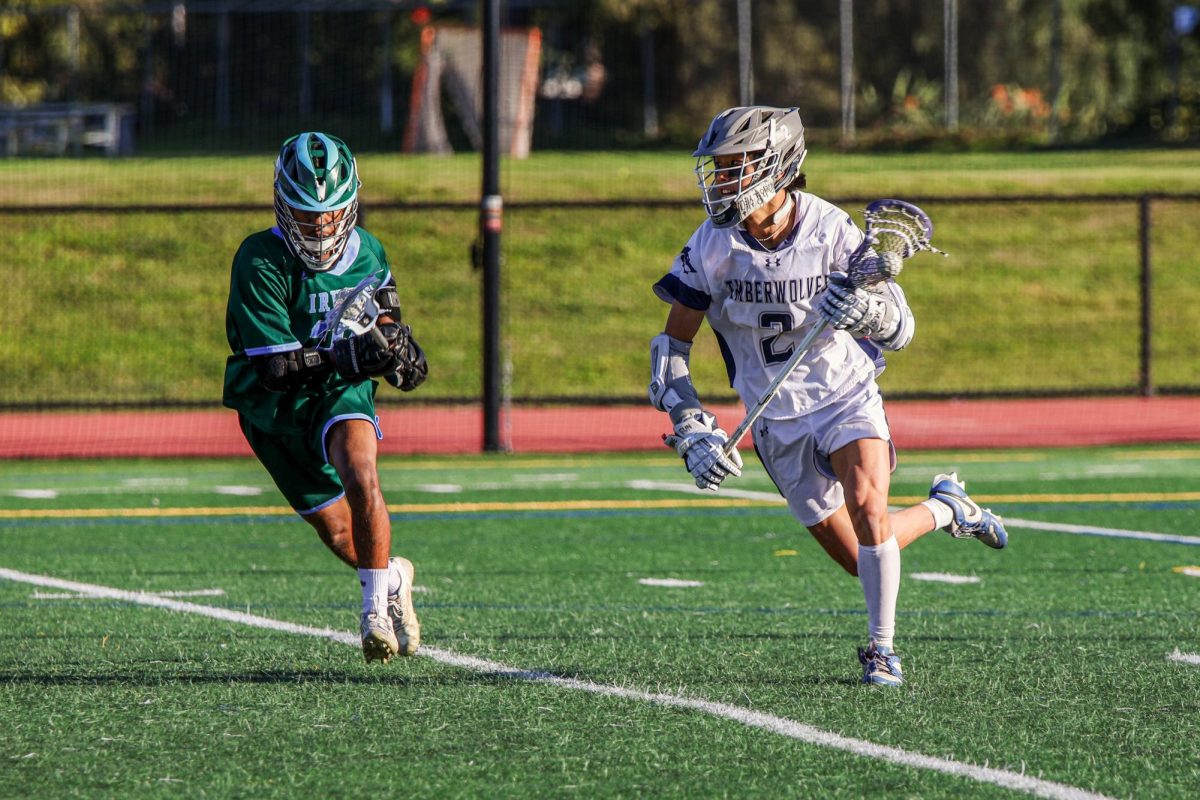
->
xmin=1 ymin=446 xmax=1199 ymax=797
xmin=5 ymin=149 xmax=1200 ymax=204
xmin=1 ymin=149 xmax=1199 ymax=405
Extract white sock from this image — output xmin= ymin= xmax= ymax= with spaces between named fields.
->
xmin=358 ymin=568 xmax=389 ymax=615
xmin=858 ymin=535 xmax=901 ymax=650
xmin=922 ymin=498 xmax=954 ymax=530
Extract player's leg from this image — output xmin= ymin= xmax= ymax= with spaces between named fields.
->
xmin=828 ymin=437 xmax=904 ymax=686
xmin=301 ymin=499 xmax=357 ymax=567
xmin=301 ymin=489 xmax=419 ymax=660
xmin=237 ymin=412 xmax=417 ymax=661
xmin=326 ymin=419 xmax=390 ymax=569
xmin=807 ymin=503 xmax=936 ymax=576
xmin=808 ymin=508 xmax=942 ymax=579
xmin=754 ymin=408 xmax=899 ymax=684
xmin=325 ymin=417 xmax=420 ymax=659
xmin=829 ymin=437 xmax=893 ymax=546
xmin=325 ymin=418 xmax=399 ymax=661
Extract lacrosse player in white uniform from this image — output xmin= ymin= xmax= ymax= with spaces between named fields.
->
xmin=649 ymin=106 xmax=1008 ymax=686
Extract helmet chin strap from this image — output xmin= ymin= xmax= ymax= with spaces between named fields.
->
xmin=763 ymin=191 xmax=794 ymax=229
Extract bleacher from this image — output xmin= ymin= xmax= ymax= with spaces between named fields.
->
xmin=0 ymin=103 xmax=135 ymax=156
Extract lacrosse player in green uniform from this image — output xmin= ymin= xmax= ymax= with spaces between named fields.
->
xmin=223 ymin=132 xmax=427 ymax=664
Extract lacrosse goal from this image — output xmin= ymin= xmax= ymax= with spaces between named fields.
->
xmin=403 ymin=25 xmax=542 ymax=158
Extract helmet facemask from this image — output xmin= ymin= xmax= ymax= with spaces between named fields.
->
xmin=273 ymin=132 xmax=362 ymax=272
xmin=693 ymin=107 xmax=807 ymax=228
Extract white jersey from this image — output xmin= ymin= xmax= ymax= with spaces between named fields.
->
xmin=655 ymin=191 xmax=891 ymax=419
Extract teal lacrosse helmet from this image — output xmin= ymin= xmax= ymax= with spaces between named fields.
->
xmin=273 ymin=132 xmax=361 ymax=272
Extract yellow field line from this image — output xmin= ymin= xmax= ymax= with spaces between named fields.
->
xmin=3 ymin=490 xmax=1199 ymax=521
xmin=0 ymin=497 xmax=780 ymax=520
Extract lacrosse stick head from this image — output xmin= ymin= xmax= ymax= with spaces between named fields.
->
xmin=318 ymin=273 xmax=384 ymax=347
xmin=847 ymin=199 xmax=946 ymax=287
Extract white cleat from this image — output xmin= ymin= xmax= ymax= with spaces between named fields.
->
xmin=387 ymin=556 xmax=421 ymax=657
xmin=929 ymin=472 xmax=1008 ymax=549
xmin=360 ymin=610 xmax=400 ymax=664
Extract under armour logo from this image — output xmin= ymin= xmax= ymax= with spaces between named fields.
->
xmin=679 ymin=246 xmax=696 ymax=274
xmin=763 ymin=254 xmax=782 ymax=270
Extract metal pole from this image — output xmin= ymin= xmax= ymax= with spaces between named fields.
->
xmin=737 ymin=0 xmax=753 ymax=106
xmin=139 ymin=15 xmax=156 ymax=138
xmin=944 ymin=0 xmax=958 ymax=131
xmin=379 ymin=11 xmax=394 ymax=133
xmin=216 ymin=11 xmax=230 ymax=129
xmin=1139 ymin=195 xmax=1153 ymax=396
xmin=1048 ymin=0 xmax=1062 ymax=142
xmin=839 ymin=0 xmax=854 ymax=145
xmin=640 ymin=26 xmax=659 ymax=137
xmin=67 ymin=8 xmax=81 ymax=101
xmin=481 ymin=0 xmax=503 ymax=451
xmin=298 ymin=10 xmax=312 ymax=119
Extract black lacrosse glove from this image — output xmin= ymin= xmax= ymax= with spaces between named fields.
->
xmin=329 ymin=327 xmax=401 ymax=383
xmin=384 ymin=324 xmax=428 ymax=392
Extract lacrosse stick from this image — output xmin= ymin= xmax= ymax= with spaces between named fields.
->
xmin=724 ymin=199 xmax=945 ymax=455
xmin=317 ymin=273 xmax=385 ymax=348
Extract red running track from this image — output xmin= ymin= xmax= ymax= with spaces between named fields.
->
xmin=0 ymin=397 xmax=1197 ymax=459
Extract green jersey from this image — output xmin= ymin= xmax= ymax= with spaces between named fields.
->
xmin=223 ymin=227 xmax=392 ymax=435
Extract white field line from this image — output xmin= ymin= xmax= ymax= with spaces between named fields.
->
xmin=638 ymin=578 xmax=704 ymax=588
xmin=1167 ymin=649 xmax=1200 ymax=667
xmin=414 ymin=483 xmax=465 ymax=494
xmin=32 ymin=588 xmax=226 ymax=599
xmin=0 ymin=566 xmax=1111 ymax=800
xmin=910 ymin=573 xmax=981 ymax=585
xmin=626 ymin=481 xmax=1200 ymax=546
xmin=1002 ymin=517 xmax=1200 ymax=546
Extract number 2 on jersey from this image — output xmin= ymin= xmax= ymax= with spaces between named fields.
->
xmin=759 ymin=311 xmax=795 ymax=365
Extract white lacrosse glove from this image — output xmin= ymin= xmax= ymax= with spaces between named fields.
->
xmin=663 ymin=411 xmax=743 ymax=491
xmin=816 ymin=271 xmax=895 ymax=340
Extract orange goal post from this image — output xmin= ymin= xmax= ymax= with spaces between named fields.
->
xmin=403 ymin=24 xmax=542 ymax=158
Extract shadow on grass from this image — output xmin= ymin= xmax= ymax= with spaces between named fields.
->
xmin=0 ymin=668 xmax=561 ymax=688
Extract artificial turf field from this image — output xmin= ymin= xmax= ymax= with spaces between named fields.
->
xmin=1 ymin=446 xmax=1198 ymax=799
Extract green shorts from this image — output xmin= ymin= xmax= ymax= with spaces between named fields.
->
xmin=238 ymin=383 xmax=381 ymax=515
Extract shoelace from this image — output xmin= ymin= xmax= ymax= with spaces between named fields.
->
xmin=861 ymin=648 xmax=901 ymax=675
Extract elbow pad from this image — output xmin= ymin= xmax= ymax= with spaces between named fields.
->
xmin=374 ymin=282 xmax=401 ymax=320
xmin=252 ymin=347 xmax=331 ymax=392
xmin=867 ymin=281 xmax=915 ymax=351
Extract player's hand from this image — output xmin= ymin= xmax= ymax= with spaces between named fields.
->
xmin=384 ymin=325 xmax=428 ymax=392
xmin=663 ymin=412 xmax=743 ymax=491
xmin=816 ymin=271 xmax=870 ymax=331
xmin=329 ymin=327 xmax=399 ymax=382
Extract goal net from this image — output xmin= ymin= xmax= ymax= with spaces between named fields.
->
xmin=403 ymin=25 xmax=542 ymax=158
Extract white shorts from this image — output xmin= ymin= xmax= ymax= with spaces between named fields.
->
xmin=752 ymin=380 xmax=895 ymax=527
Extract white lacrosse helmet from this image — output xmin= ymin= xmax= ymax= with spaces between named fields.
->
xmin=273 ymin=132 xmax=361 ymax=272
xmin=693 ymin=106 xmax=807 ymax=228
